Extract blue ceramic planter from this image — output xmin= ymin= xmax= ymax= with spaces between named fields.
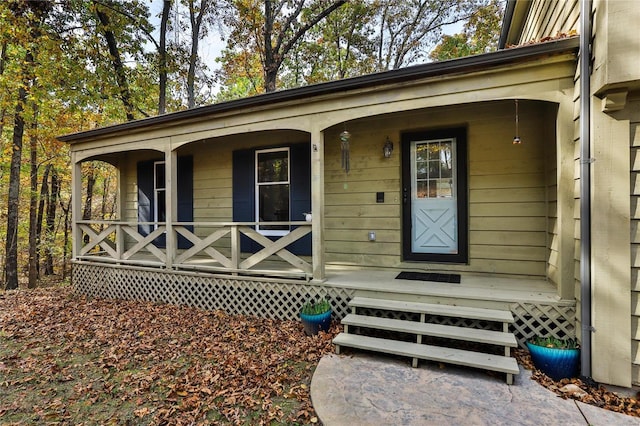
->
xmin=526 ymin=341 xmax=580 ymax=381
xmin=300 ymin=310 xmax=331 ymax=335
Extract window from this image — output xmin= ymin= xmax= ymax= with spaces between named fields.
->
xmin=137 ymin=156 xmax=193 ymax=249
xmin=256 ymin=148 xmax=290 ymax=235
xmin=154 ymin=161 xmax=166 ymax=226
xmin=414 ymin=139 xmax=454 ymax=199
xmin=233 ymin=143 xmax=311 ymax=255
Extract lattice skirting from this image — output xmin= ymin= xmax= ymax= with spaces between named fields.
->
xmin=510 ymin=301 xmax=576 ymax=348
xmin=357 ymin=304 xmax=576 ymax=349
xmin=72 ymin=262 xmax=355 ymax=320
xmin=72 ymin=262 xmax=576 ymax=348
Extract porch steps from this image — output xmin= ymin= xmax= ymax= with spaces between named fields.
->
xmin=333 ymin=297 xmax=519 ymax=384
xmin=341 ymin=314 xmax=518 ymax=347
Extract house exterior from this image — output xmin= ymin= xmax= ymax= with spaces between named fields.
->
xmin=58 ymin=0 xmax=639 ymax=389
xmin=500 ymin=0 xmax=640 ymax=390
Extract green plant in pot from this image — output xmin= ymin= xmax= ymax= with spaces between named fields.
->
xmin=300 ymin=299 xmax=331 ymax=336
xmin=526 ymin=336 xmax=580 ymax=381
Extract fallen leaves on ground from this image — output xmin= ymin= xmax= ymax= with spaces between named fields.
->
xmin=0 ymin=285 xmax=338 ymax=425
xmin=514 ymin=349 xmax=640 ymax=418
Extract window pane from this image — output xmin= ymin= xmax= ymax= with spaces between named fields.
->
xmin=155 ymin=163 xmax=165 ymax=189
xmin=156 ymin=190 xmax=166 ymax=222
xmin=428 ymin=180 xmax=438 ymax=197
xmin=259 ymin=184 xmax=289 ymax=230
xmin=416 ymin=162 xmax=427 ymax=179
xmin=436 ymin=179 xmax=453 ymax=198
xmin=416 ymin=181 xmax=428 ymax=199
xmin=416 ymin=144 xmax=428 ymax=161
xmin=428 ymin=160 xmax=440 ymax=177
xmin=258 ymin=151 xmax=288 ymax=183
xmin=428 ymin=144 xmax=441 ymax=160
xmin=440 ymin=143 xmax=452 ymax=173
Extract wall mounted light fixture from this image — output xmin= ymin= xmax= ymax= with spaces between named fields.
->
xmin=383 ymin=136 xmax=394 ymax=158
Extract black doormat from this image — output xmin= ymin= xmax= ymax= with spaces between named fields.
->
xmin=395 ymin=272 xmax=461 ymax=284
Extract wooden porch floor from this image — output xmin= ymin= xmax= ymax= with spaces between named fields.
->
xmin=78 ymin=250 xmax=561 ymax=305
xmin=322 ymin=267 xmax=563 ymax=305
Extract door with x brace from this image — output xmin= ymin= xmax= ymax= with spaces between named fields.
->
xmin=402 ymin=128 xmax=467 ymax=263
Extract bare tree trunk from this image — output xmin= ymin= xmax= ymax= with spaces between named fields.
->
xmin=263 ymin=0 xmax=275 ymax=93
xmin=82 ymin=164 xmax=95 ymax=246
xmin=44 ymin=168 xmax=58 ymax=275
xmin=95 ymin=4 xmax=135 ymax=121
xmin=27 ymin=104 xmax=39 ymax=288
xmin=159 ymin=0 xmax=171 ymax=114
xmin=60 ymin=197 xmax=71 ymax=280
xmin=187 ymin=0 xmax=208 ymax=108
xmin=99 ymin=174 xmax=110 ymax=230
xmin=262 ymin=0 xmax=346 ymax=92
xmin=4 ymin=52 xmax=31 ymax=290
xmin=0 ymin=41 xmax=7 ymax=137
xmin=35 ymin=164 xmax=51 ymax=276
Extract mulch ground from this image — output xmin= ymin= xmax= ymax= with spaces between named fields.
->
xmin=514 ymin=348 xmax=640 ymax=418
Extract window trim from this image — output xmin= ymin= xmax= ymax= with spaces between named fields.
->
xmin=153 ymin=160 xmax=166 ymax=228
xmin=255 ymin=147 xmax=291 ymax=236
xmin=153 ymin=160 xmax=167 ymax=229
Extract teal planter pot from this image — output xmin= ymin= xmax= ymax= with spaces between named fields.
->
xmin=526 ymin=341 xmax=580 ymax=381
xmin=300 ymin=310 xmax=331 ymax=336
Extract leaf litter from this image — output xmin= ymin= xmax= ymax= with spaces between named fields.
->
xmin=0 ymin=286 xmax=337 ymax=425
xmin=514 ymin=349 xmax=640 ymax=418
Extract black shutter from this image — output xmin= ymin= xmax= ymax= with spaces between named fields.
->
xmin=232 ymin=144 xmax=312 ymax=255
xmin=232 ymin=149 xmax=257 ymax=252
xmin=177 ymin=155 xmax=194 ymax=249
xmin=137 ymin=160 xmax=155 ymax=238
xmin=138 ymin=156 xmax=193 ymax=249
xmin=289 ymin=143 xmax=312 ymax=255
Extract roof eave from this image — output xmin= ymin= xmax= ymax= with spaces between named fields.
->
xmin=498 ymin=0 xmax=533 ymax=49
xmin=58 ymin=36 xmax=579 ymax=144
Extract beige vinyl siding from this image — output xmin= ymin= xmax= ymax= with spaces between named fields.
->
xmin=120 ymin=101 xmax=560 ymax=279
xmin=572 ymin=63 xmax=582 ymax=343
xmin=518 ymin=0 xmax=579 ymax=45
xmin=630 ymin=105 xmax=640 ymax=385
xmin=323 ymin=101 xmax=554 ymax=277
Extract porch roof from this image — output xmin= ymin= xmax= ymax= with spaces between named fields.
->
xmin=58 ymin=37 xmax=578 ymax=144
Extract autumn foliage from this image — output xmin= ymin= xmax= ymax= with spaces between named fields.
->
xmin=0 ymin=286 xmax=338 ymax=424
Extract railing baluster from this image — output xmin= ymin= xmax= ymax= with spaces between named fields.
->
xmin=75 ymin=220 xmax=313 ymax=279
xmin=116 ymin=223 xmax=123 ymax=261
xmin=231 ymin=224 xmax=240 ymax=271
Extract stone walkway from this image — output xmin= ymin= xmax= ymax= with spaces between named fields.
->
xmin=311 ymin=353 xmax=640 ymax=425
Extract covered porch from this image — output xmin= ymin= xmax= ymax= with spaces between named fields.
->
xmin=62 ymin=38 xmax=580 ymax=349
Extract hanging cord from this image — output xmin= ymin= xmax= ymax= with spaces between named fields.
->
xmin=340 ymin=130 xmax=351 ymax=173
xmin=513 ymin=99 xmax=521 ymax=144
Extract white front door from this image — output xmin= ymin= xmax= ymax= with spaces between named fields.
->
xmin=410 ymin=138 xmax=458 ymax=254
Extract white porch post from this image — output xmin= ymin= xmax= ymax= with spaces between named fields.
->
xmin=555 ymin=97 xmax=576 ymax=300
xmin=165 ymin=148 xmax=177 ymax=268
xmin=311 ymin=129 xmax=325 ymax=281
xmin=115 ymin=159 xmax=125 ymax=259
xmin=71 ymin=153 xmax=82 ymax=261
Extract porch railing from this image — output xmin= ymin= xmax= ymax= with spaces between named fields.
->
xmin=75 ymin=220 xmax=313 ymax=279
